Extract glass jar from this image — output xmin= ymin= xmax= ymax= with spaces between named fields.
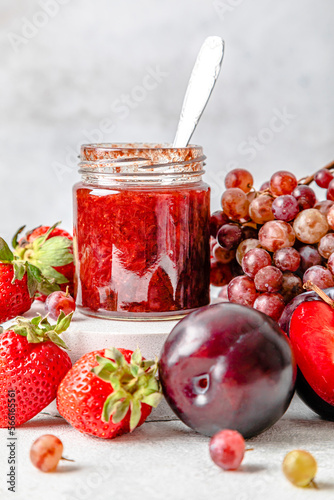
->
xmin=73 ymin=143 xmax=210 ymax=320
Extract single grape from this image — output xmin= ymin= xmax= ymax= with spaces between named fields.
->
xmin=273 ymin=248 xmax=301 ymax=272
xmin=249 ymin=195 xmax=274 ymax=224
xmin=254 ymin=266 xmax=283 ymax=292
xmin=210 ymin=211 xmax=229 ymax=238
xmin=282 ymin=450 xmax=317 ymax=487
xmin=303 ymin=265 xmax=334 ymax=288
xmin=241 ymin=225 xmax=258 ymax=240
xmin=318 ymin=233 xmax=334 ymax=259
xmin=30 ymin=435 xmax=63 ymax=472
xmin=327 ymin=253 xmax=334 ymax=275
xmin=213 ymin=244 xmax=236 ymax=264
xmin=217 ymin=285 xmax=229 ymax=302
xmin=236 ymin=239 xmax=261 ymax=266
xmin=210 ymin=261 xmax=234 ymax=287
xmin=217 ymin=224 xmax=242 ymax=250
xmin=327 ymin=204 xmax=334 ymax=230
xmin=209 ymin=430 xmax=245 ymax=470
xmin=270 ymin=171 xmax=297 ymax=196
xmin=227 ymin=275 xmax=258 ymax=307
xmin=253 ymin=293 xmax=285 ymax=321
xmin=327 ymin=179 xmax=334 ymax=201
xmin=272 ymin=195 xmax=299 ymax=222
xmin=224 ymin=168 xmax=253 ymax=193
xmin=314 ymin=200 xmax=333 ymax=216
xmin=293 ymin=209 xmax=328 ymax=244
xmin=259 ymin=180 xmax=270 ymax=191
xmin=259 ymin=220 xmax=295 ymax=252
xmin=221 ymin=188 xmax=249 ymax=220
xmin=292 ymin=185 xmax=316 ymax=210
xmin=314 ymin=169 xmax=334 ymax=189
xmin=299 ymin=245 xmax=322 ymax=272
xmin=45 ymin=290 xmax=76 ymax=321
xmin=280 ymin=272 xmax=303 ymax=304
xmin=242 ymin=248 xmax=272 ymax=278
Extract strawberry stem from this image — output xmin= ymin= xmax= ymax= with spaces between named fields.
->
xmin=303 ymin=281 xmax=334 ymax=308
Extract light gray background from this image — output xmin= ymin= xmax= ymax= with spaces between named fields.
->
xmin=1 ymin=0 xmax=333 ymax=243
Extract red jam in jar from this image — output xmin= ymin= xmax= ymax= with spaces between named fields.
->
xmin=73 ymin=144 xmax=210 ymax=319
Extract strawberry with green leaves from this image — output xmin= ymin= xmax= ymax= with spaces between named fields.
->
xmin=0 ymin=237 xmax=59 ymax=323
xmin=13 ymin=222 xmax=74 ymax=300
xmin=0 ymin=312 xmax=73 ymax=427
xmin=57 ymin=347 xmax=162 ymax=439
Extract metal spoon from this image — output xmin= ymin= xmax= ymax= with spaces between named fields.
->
xmin=173 ymin=36 xmax=225 ymax=148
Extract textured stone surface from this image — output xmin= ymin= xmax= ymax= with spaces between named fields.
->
xmin=0 ymin=396 xmax=334 ymax=499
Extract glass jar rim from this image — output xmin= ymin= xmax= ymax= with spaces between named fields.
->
xmin=79 ymin=143 xmax=206 ymax=176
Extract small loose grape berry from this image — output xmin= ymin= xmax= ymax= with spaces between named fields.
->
xmin=242 ymin=248 xmax=272 ymax=279
xmin=30 ymin=435 xmax=63 ymax=472
xmin=292 ymin=185 xmax=316 ymax=210
xmin=293 ymin=209 xmax=328 ymax=244
xmin=209 ymin=430 xmax=245 ymax=471
xmin=270 ymin=171 xmax=297 ymax=196
xmin=314 ymin=169 xmax=334 ymax=189
xmin=303 ymin=265 xmax=334 ymax=289
xmin=272 ymin=195 xmax=299 ymax=222
xmin=221 ymin=188 xmax=249 ymax=220
xmin=282 ymin=450 xmax=317 ymax=488
xmin=254 ymin=266 xmax=283 ymax=293
xmin=249 ymin=195 xmax=274 ymax=224
xmin=224 ymin=168 xmax=253 ymax=193
xmin=253 ymin=293 xmax=285 ymax=321
xmin=227 ymin=276 xmax=258 ymax=307
xmin=45 ymin=290 xmax=76 ymax=320
xmin=273 ymin=248 xmax=301 ymax=272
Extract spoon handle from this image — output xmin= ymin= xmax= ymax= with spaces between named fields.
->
xmin=173 ymin=36 xmax=225 ymax=148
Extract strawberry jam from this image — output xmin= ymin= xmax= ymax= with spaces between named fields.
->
xmin=73 ymin=144 xmax=210 ymax=319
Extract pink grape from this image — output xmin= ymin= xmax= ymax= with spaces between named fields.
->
xmin=45 ymin=290 xmax=76 ymax=320
xmin=227 ymin=276 xmax=258 ymax=307
xmin=209 ymin=430 xmax=245 ymax=470
xmin=327 ymin=253 xmax=334 ymax=275
xmin=210 ymin=211 xmax=229 ymax=237
xmin=318 ymin=233 xmax=334 ymax=259
xmin=30 ymin=435 xmax=63 ymax=472
xmin=280 ymin=272 xmax=303 ymax=304
xmin=303 ymin=265 xmax=334 ymax=289
xmin=236 ymin=239 xmax=261 ymax=266
xmin=270 ymin=171 xmax=297 ymax=196
xmin=315 ymin=169 xmax=334 ymax=189
xmin=327 ymin=204 xmax=334 ymax=230
xmin=259 ymin=220 xmax=295 ymax=252
xmin=260 ymin=181 xmax=270 ymax=191
xmin=292 ymin=185 xmax=316 ymax=210
xmin=225 ymin=169 xmax=253 ymax=193
xmin=254 ymin=266 xmax=283 ymax=292
xmin=241 ymin=248 xmax=272 ymax=278
xmin=273 ymin=248 xmax=301 ymax=272
xmin=327 ymin=179 xmax=334 ymax=201
xmin=253 ymin=293 xmax=285 ymax=321
xmin=272 ymin=195 xmax=299 ymax=221
xmin=210 ymin=261 xmax=233 ymax=287
xmin=314 ymin=200 xmax=334 ymax=216
xmin=298 ymin=246 xmax=322 ymax=272
xmin=213 ymin=244 xmax=236 ymax=264
xmin=249 ymin=195 xmax=274 ymax=224
xmin=241 ymin=225 xmax=258 ymax=240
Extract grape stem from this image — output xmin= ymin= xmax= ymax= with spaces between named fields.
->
xmin=298 ymin=159 xmax=334 ymax=186
xmin=303 ymin=281 xmax=334 ymax=308
xmin=310 ymin=479 xmax=318 ymax=489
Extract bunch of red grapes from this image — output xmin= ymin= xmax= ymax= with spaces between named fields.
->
xmin=210 ymin=165 xmax=334 ymax=321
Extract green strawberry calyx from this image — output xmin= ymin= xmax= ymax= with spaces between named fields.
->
xmin=0 ymin=236 xmax=60 ymax=298
xmin=92 ymin=347 xmax=163 ymax=432
xmin=12 ymin=222 xmax=74 ymax=285
xmin=1 ymin=311 xmax=73 ymax=349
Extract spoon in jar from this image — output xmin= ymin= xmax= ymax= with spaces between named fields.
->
xmin=173 ymin=36 xmax=225 ymax=148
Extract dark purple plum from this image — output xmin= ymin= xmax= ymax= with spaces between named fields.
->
xmin=159 ymin=302 xmax=296 ymax=438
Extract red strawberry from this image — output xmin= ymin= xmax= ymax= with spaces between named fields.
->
xmin=0 ymin=237 xmax=59 ymax=323
xmin=57 ymin=347 xmax=162 ymax=439
xmin=13 ymin=222 xmax=74 ymax=300
xmin=0 ymin=312 xmax=73 ymax=427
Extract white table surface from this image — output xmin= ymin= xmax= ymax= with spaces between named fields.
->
xmin=0 ymin=394 xmax=333 ymax=500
